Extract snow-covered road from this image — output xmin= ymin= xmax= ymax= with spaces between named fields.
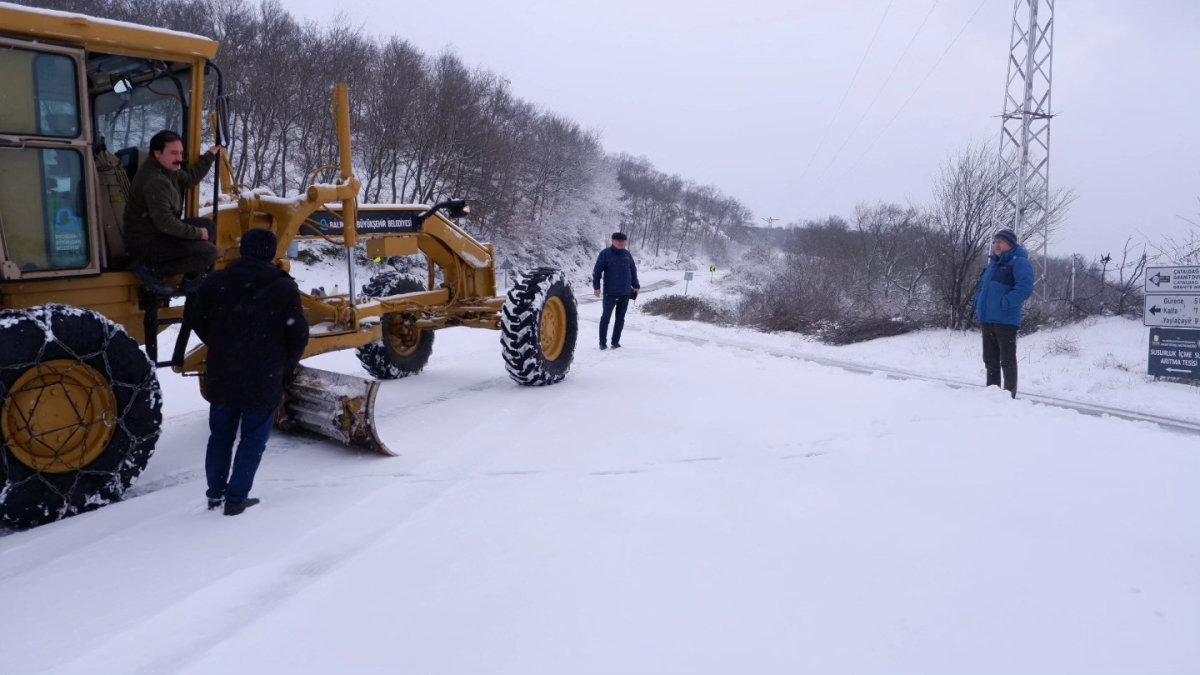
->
xmin=3 ymin=276 xmax=1197 ymax=674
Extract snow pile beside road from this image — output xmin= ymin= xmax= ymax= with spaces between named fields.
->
xmin=627 ymin=271 xmax=1199 ymax=424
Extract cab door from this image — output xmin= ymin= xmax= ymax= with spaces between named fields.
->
xmin=0 ymin=39 xmax=99 ymax=280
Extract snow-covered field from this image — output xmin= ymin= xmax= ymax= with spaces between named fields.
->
xmin=630 ymin=270 xmax=1200 ymax=426
xmin=2 ymin=267 xmax=1197 ymax=674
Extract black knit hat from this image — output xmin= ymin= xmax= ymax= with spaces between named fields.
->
xmin=611 ymin=232 xmax=628 ymax=241
xmin=993 ymin=229 xmax=1019 ymax=249
xmin=240 ymin=228 xmax=277 ymax=261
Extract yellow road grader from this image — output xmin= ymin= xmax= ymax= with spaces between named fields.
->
xmin=0 ymin=4 xmax=579 ymax=529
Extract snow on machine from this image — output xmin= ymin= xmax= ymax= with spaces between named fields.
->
xmin=0 ymin=4 xmax=578 ymax=528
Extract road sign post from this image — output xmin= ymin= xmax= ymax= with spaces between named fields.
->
xmin=1145 ymin=265 xmax=1200 ymax=381
xmin=499 ymin=258 xmax=514 ymax=287
xmin=684 ymin=271 xmax=693 ymax=295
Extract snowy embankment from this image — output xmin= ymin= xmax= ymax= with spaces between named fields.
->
xmin=2 ymin=262 xmax=1196 ymax=674
xmin=630 ymin=270 xmax=1200 ymax=425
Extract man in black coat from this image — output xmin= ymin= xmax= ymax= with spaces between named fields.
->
xmin=184 ymin=228 xmax=309 ymax=515
xmin=592 ymin=231 xmax=640 ymax=350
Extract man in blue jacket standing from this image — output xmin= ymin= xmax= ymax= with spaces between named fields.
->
xmin=593 ymin=232 xmax=640 ymax=350
xmin=974 ymin=228 xmax=1035 ymax=398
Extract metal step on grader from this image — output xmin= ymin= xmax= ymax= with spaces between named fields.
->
xmin=0 ymin=4 xmax=579 ymax=529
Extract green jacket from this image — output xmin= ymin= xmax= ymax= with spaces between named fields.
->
xmin=123 ymin=152 xmax=216 ymax=251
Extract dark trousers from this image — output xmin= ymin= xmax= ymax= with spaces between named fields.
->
xmin=137 ymin=217 xmax=218 ymax=278
xmin=981 ymin=322 xmax=1019 ymax=398
xmin=205 ymin=404 xmax=274 ymax=503
xmin=600 ymin=295 xmax=630 ymax=346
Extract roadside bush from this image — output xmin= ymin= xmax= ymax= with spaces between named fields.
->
xmin=736 ymin=255 xmax=844 ymax=333
xmin=1042 ymin=333 xmax=1082 ymax=357
xmin=1093 ymin=353 xmax=1133 ymax=372
xmin=641 ymin=294 xmax=725 ymax=323
xmin=818 ymin=317 xmax=925 ymax=345
xmin=1018 ymin=303 xmax=1054 ymax=336
xmin=1018 ymin=298 xmax=1090 ymax=336
xmin=295 ymin=248 xmax=322 ymax=265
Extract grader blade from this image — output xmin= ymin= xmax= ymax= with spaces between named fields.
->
xmin=283 ymin=365 xmax=395 ymax=456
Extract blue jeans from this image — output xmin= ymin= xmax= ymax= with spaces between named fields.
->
xmin=205 ymin=404 xmax=274 ymax=503
xmin=600 ymin=295 xmax=630 ymax=345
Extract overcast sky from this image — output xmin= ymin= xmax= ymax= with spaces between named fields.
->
xmin=280 ymin=0 xmax=1200 ymax=258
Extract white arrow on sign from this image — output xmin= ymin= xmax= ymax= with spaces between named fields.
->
xmin=1146 ymin=265 xmax=1200 ymax=294
xmin=1144 ymin=294 xmax=1200 ymax=327
xmin=1166 ymin=368 xmax=1194 ymax=374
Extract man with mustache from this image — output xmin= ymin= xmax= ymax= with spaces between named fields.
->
xmin=124 ymin=129 xmax=223 ymax=295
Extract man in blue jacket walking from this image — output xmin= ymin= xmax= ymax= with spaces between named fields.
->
xmin=593 ymin=232 xmax=640 ymax=350
xmin=974 ymin=228 xmax=1035 ymax=398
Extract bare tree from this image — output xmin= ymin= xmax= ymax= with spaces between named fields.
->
xmin=17 ymin=0 xmax=756 ymax=269
xmin=614 ymin=154 xmax=751 ymax=261
xmin=1110 ymin=237 xmax=1148 ymax=317
xmin=850 ymin=202 xmax=936 ymax=317
xmin=930 ymin=144 xmax=1002 ymax=329
xmin=1151 ymin=194 xmax=1200 ymax=265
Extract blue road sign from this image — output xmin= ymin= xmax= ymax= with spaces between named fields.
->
xmin=1148 ymin=327 xmax=1200 ymax=380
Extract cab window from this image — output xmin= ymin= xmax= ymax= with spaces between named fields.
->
xmin=93 ymin=70 xmax=189 ymax=151
xmin=0 ymin=48 xmax=81 ymax=138
xmin=0 ymin=148 xmax=90 ymax=271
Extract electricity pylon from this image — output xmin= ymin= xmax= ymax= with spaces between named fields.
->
xmin=997 ymin=0 xmax=1055 ymax=295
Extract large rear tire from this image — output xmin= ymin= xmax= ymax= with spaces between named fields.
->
xmin=501 ymin=268 xmax=578 ymax=386
xmin=0 ymin=305 xmax=162 ymax=529
xmin=355 ymin=272 xmax=435 ymax=380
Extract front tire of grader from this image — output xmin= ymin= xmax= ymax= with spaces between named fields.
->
xmin=355 ymin=272 xmax=435 ymax=380
xmin=0 ymin=305 xmax=162 ymax=529
xmin=502 ymin=268 xmax=578 ymax=386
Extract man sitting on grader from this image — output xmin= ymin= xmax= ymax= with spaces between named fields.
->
xmin=123 ymin=130 xmax=224 ymax=295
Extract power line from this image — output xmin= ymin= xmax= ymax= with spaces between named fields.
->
xmin=806 ymin=0 xmax=941 ymax=193
xmin=830 ymin=0 xmax=988 ymax=183
xmin=795 ymin=0 xmax=896 ymax=186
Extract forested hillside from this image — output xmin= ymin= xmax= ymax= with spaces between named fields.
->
xmin=16 ymin=0 xmax=752 ymax=276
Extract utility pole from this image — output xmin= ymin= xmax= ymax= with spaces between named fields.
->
xmin=997 ymin=0 xmax=1056 ymax=299
xmin=1069 ymin=254 xmax=1076 ymax=317
xmin=1099 ymin=253 xmax=1111 ymax=314
xmin=762 ymin=216 xmax=780 ymax=228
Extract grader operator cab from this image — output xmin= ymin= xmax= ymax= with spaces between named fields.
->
xmin=0 ymin=5 xmax=579 ymax=529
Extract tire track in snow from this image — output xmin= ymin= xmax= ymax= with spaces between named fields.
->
xmin=51 ymin=482 xmax=468 ymax=675
xmin=44 ymin=398 xmax=523 ymax=675
xmin=370 ymin=376 xmax=512 ymax=422
xmin=575 ymin=278 xmax=678 ymax=304
xmin=30 ymin=336 xmax=618 ymax=523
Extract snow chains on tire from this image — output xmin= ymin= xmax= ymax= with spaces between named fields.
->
xmin=355 ymin=272 xmax=435 ymax=380
xmin=501 ymin=267 xmax=578 ymax=386
xmin=0 ymin=305 xmax=162 ymax=529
